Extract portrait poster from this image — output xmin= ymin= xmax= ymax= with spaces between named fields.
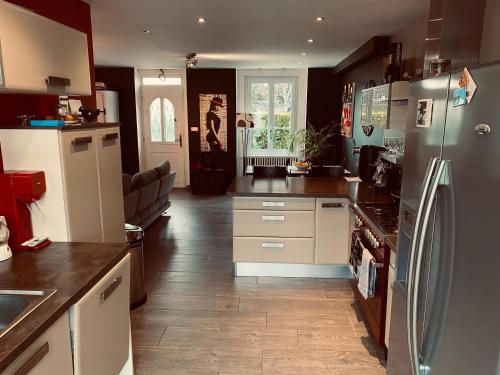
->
xmin=199 ymin=94 xmax=227 ymax=152
xmin=341 ymin=82 xmax=355 ymax=138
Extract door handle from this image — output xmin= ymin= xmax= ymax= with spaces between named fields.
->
xmin=71 ymin=136 xmax=93 ymax=147
xmin=406 ymin=157 xmax=439 ymax=375
xmin=322 ymin=202 xmax=345 ymax=208
xmin=14 ymin=342 xmax=49 ymax=375
xmin=262 ymin=201 xmax=285 ymax=207
xmin=179 ymin=134 xmax=182 ymax=147
xmin=262 ymin=242 xmax=285 ymax=248
xmin=409 ymin=159 xmax=447 ymax=375
xmin=102 ymin=132 xmax=118 ymax=142
xmin=99 ymin=276 xmax=122 ymax=303
xmin=262 ymin=215 xmax=285 ymax=222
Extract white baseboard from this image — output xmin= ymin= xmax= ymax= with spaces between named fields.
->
xmin=235 ymin=262 xmax=353 ymax=278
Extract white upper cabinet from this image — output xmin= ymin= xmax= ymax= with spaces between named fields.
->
xmin=0 ymin=1 xmax=91 ymax=95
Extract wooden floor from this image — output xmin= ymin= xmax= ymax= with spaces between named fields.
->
xmin=131 ymin=189 xmax=386 ymax=375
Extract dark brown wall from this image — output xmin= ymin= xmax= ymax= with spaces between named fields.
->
xmin=95 ymin=67 xmax=140 ymax=174
xmin=186 ymin=69 xmax=236 ymax=187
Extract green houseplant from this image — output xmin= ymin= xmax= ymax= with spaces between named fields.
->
xmin=288 ymin=123 xmax=340 ymax=165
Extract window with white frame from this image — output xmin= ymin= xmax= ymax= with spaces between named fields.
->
xmin=245 ymin=77 xmax=298 ymax=154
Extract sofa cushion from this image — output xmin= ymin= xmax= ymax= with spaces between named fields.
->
xmin=136 ymin=179 xmax=161 ymax=212
xmin=122 ymin=174 xmax=132 ymax=195
xmin=131 ymin=169 xmax=158 ymax=190
xmin=123 ymin=190 xmax=139 ymax=221
xmin=154 ymin=161 xmax=171 ymax=177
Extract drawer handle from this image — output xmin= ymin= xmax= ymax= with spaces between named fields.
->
xmin=99 ymin=276 xmax=122 ymax=303
xmin=262 ymin=242 xmax=285 ymax=248
xmin=72 ymin=136 xmax=93 ymax=147
xmin=262 ymin=201 xmax=285 ymax=207
xmin=322 ymin=202 xmax=345 ymax=208
xmin=262 ymin=215 xmax=285 ymax=222
xmin=14 ymin=342 xmax=49 ymax=375
xmin=102 ymin=132 xmax=119 ymax=142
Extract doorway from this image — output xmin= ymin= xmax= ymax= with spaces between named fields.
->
xmin=141 ymin=73 xmax=188 ymax=187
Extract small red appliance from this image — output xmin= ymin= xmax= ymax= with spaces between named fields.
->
xmin=0 ymin=171 xmax=51 ymax=250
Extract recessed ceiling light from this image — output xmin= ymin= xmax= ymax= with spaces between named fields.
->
xmin=298 ymin=62 xmax=303 ymax=65
xmin=307 ymin=39 xmax=314 ymax=43
xmin=301 ymin=52 xmax=307 ymax=56
xmin=143 ymin=29 xmax=151 ymax=34
xmin=315 ymin=17 xmax=325 ymax=22
xmin=198 ymin=17 xmax=206 ymax=23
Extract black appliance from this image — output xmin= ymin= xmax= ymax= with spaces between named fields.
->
xmin=358 ymin=145 xmax=385 ymax=182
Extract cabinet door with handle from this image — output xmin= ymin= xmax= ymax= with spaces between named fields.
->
xmin=59 ymin=130 xmax=102 ymax=242
xmin=95 ymin=127 xmax=125 ymax=242
xmin=70 ymin=254 xmax=131 ymax=375
xmin=3 ymin=314 xmax=73 ymax=375
xmin=314 ymin=198 xmax=350 ymax=264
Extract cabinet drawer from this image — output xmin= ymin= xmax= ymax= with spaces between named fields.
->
xmin=3 ymin=314 xmax=73 ymax=375
xmin=71 ymin=254 xmax=130 ymax=375
xmin=233 ymin=237 xmax=314 ymax=263
xmin=233 ymin=197 xmax=315 ymax=211
xmin=233 ymin=210 xmax=315 ymax=238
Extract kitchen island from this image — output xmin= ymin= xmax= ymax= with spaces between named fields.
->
xmin=0 ymin=242 xmax=130 ymax=374
xmin=227 ymin=176 xmax=390 ymax=277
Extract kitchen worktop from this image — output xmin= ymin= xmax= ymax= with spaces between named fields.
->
xmin=0 ymin=122 xmax=119 ymax=131
xmin=0 ymin=242 xmax=129 ymax=372
xmin=228 ymin=176 xmax=391 ymax=204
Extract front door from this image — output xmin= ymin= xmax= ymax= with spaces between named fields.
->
xmin=142 ymin=85 xmax=186 ymax=187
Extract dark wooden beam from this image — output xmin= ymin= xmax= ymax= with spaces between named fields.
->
xmin=333 ymin=36 xmax=390 ymax=75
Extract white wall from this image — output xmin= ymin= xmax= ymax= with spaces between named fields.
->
xmin=480 ymin=0 xmax=500 ymax=64
xmin=235 ymin=69 xmax=308 ymax=175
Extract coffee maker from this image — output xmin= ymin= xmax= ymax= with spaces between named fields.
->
xmin=0 ymin=171 xmax=50 ymax=250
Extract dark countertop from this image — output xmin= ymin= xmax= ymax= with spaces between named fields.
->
xmin=227 ymin=176 xmax=391 ymax=204
xmin=0 ymin=242 xmax=129 ymax=372
xmin=0 ymin=122 xmax=119 ymax=131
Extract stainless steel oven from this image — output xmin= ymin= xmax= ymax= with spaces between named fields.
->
xmin=349 ymin=204 xmax=390 ymax=348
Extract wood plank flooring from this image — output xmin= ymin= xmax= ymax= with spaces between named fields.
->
xmin=132 ymin=189 xmax=386 ymax=375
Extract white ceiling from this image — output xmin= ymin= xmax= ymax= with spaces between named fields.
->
xmin=89 ymin=0 xmax=428 ymax=69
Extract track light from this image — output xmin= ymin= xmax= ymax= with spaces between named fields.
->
xmin=185 ymin=53 xmax=198 ymax=69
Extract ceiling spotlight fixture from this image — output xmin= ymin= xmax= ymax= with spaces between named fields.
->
xmin=307 ymin=39 xmax=314 ymax=43
xmin=158 ymin=69 xmax=166 ymax=81
xmin=197 ymin=17 xmax=206 ymax=23
xmin=301 ymin=52 xmax=307 ymax=56
xmin=185 ymin=53 xmax=198 ymax=69
xmin=315 ymin=17 xmax=325 ymax=22
xmin=143 ymin=29 xmax=151 ymax=34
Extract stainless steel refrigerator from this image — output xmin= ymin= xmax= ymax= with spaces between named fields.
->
xmin=387 ymin=63 xmax=500 ymax=375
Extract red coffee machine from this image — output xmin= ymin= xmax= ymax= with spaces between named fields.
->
xmin=0 ymin=171 xmax=51 ymax=250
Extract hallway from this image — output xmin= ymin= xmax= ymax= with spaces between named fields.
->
xmin=131 ymin=190 xmax=386 ymax=374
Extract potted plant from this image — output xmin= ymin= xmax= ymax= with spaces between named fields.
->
xmin=288 ymin=123 xmax=340 ymax=166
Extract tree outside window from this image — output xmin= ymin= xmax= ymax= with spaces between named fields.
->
xmin=247 ymin=78 xmax=297 ymax=152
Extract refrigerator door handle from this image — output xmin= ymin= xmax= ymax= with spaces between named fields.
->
xmin=419 ymin=160 xmax=455 ymax=374
xmin=406 ymin=157 xmax=440 ymax=375
xmin=410 ymin=159 xmax=448 ymax=375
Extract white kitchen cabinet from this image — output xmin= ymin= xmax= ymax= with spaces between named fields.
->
xmin=59 ymin=130 xmax=102 ymax=242
xmin=96 ymin=91 xmax=120 ymax=123
xmin=0 ymin=1 xmax=91 ymax=95
xmin=70 ymin=254 xmax=131 ymax=375
xmin=314 ymin=198 xmax=350 ymax=264
xmin=95 ymin=128 xmax=126 ymax=242
xmin=234 ymin=237 xmax=314 ymax=263
xmin=0 ymin=126 xmax=125 ymax=242
xmin=233 ymin=210 xmax=315 ymax=238
xmin=2 ymin=314 xmax=73 ymax=375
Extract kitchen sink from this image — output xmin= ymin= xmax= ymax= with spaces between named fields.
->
xmin=0 ymin=290 xmax=57 ymax=338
